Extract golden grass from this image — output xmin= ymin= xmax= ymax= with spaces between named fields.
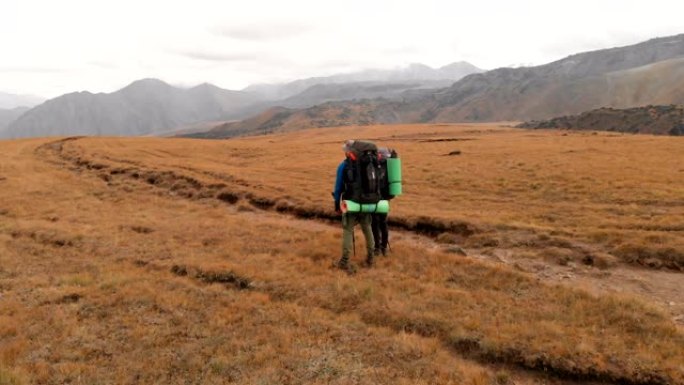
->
xmin=0 ymin=125 xmax=683 ymax=383
xmin=0 ymin=367 xmax=23 ymax=385
xmin=68 ymin=124 xmax=684 ymax=269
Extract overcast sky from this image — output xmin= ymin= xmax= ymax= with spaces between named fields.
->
xmin=2 ymin=0 xmax=683 ymax=98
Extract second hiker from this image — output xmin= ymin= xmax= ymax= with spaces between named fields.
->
xmin=371 ymin=147 xmax=396 ymax=256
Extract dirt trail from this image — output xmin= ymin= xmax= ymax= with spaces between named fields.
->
xmin=381 ymin=228 xmax=684 ymax=329
xmin=470 ymin=250 xmax=684 ymax=327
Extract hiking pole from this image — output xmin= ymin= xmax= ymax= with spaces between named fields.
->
xmin=352 ymin=229 xmax=356 ymax=257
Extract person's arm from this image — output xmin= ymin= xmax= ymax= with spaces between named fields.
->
xmin=333 ymin=161 xmax=345 ymax=211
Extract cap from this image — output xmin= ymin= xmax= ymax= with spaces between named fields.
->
xmin=342 ymin=139 xmax=355 ymax=152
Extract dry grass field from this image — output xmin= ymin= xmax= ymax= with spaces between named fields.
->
xmin=0 ymin=123 xmax=683 ymax=384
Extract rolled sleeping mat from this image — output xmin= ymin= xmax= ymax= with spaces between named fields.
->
xmin=342 ymin=200 xmax=389 ymax=214
xmin=342 ymin=200 xmax=360 ymax=213
xmin=376 ymin=200 xmax=390 ymax=213
xmin=360 ymin=200 xmax=389 ymax=213
xmin=389 ymin=182 xmax=402 ymax=196
xmin=387 ymin=157 xmax=402 ymax=196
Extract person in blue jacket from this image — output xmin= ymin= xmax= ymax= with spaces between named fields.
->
xmin=333 ymin=140 xmax=375 ymax=274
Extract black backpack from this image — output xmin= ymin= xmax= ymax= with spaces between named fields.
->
xmin=343 ymin=141 xmax=381 ymax=204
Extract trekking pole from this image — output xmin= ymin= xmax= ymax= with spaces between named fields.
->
xmin=352 ymin=229 xmax=356 ymax=257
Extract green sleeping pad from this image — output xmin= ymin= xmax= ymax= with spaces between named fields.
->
xmin=343 ymin=200 xmax=389 ymax=214
xmin=387 ymin=157 xmax=402 ymax=196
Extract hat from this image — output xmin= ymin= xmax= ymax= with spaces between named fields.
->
xmin=342 ymin=139 xmax=355 ymax=152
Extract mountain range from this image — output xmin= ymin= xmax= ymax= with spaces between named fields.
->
xmin=4 ymin=34 xmax=684 ymax=139
xmin=0 ymin=62 xmax=482 ymax=139
xmin=0 ymin=107 xmax=30 ymax=132
xmin=197 ymin=34 xmax=684 ymax=138
xmin=0 ymin=92 xmax=43 ymax=132
xmin=0 ymin=92 xmax=45 ymax=109
xmin=244 ymin=62 xmax=483 ymax=100
xmin=2 ymin=80 xmax=262 ymax=138
xmin=419 ymin=34 xmax=684 ymax=122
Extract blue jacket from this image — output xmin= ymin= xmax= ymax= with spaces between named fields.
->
xmin=333 ymin=160 xmax=346 ymax=204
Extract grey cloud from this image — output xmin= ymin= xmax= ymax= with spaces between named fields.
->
xmin=211 ymin=22 xmax=312 ymax=41
xmin=379 ymin=45 xmax=420 ymax=55
xmin=0 ymin=66 xmax=70 ymax=73
xmin=314 ymin=59 xmax=355 ymax=68
xmin=311 ymin=60 xmax=371 ymax=74
xmin=177 ymin=50 xmax=258 ymax=62
xmin=89 ymin=61 xmax=119 ymax=69
xmin=539 ymin=31 xmax=647 ymax=60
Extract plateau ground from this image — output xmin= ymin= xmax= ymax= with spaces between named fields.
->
xmin=0 ymin=124 xmax=682 ymax=384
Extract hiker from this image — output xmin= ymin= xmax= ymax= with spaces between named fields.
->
xmin=333 ymin=140 xmax=377 ymax=273
xmin=371 ymin=147 xmax=394 ymax=256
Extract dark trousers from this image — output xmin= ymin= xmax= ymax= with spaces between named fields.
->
xmin=371 ymin=213 xmax=388 ymax=251
xmin=341 ymin=213 xmax=374 ymax=262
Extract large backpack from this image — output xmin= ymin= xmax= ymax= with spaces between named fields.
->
xmin=344 ymin=140 xmax=381 ymax=204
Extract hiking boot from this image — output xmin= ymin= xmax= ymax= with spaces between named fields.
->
xmin=337 ymin=260 xmax=357 ymax=275
xmin=380 ymin=248 xmax=388 ymax=257
xmin=373 ymin=248 xmax=381 ymax=257
xmin=365 ymin=256 xmax=375 ymax=268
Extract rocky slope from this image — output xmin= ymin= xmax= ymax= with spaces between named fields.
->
xmin=424 ymin=35 xmax=684 ymax=122
xmin=517 ymin=105 xmax=684 ymax=136
xmin=186 ymin=101 xmax=405 ymax=139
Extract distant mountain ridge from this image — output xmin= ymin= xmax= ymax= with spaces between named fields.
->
xmin=243 ymin=62 xmax=484 ymax=100
xmin=3 ymin=62 xmax=483 ymax=138
xmin=0 ymin=92 xmax=45 ymax=109
xmin=421 ymin=34 xmax=684 ymax=122
xmin=4 ymin=79 xmax=261 ymax=138
xmin=0 ymin=107 xmax=29 ymax=133
xmin=517 ymin=105 xmax=684 ymax=136
xmin=197 ymin=34 xmax=684 ymax=138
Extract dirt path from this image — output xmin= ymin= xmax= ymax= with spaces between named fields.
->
xmin=471 ymin=250 xmax=684 ymax=327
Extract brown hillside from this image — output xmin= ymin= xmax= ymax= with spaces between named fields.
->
xmin=429 ymin=58 xmax=684 ymax=122
xmin=191 ymin=101 xmax=416 ymax=138
xmin=1 ymin=124 xmax=683 ymax=384
xmin=517 ymin=105 xmax=684 ymax=135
